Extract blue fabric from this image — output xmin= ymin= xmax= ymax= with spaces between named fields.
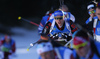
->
xmin=38 ymin=15 xmax=49 ymax=34
xmin=2 ymin=39 xmax=15 ymax=50
xmin=67 ymin=12 xmax=71 ymax=22
xmin=50 ymin=24 xmax=70 ymax=36
xmin=54 ymin=10 xmax=63 ymax=17
xmin=93 ymin=16 xmax=98 ymax=19
xmin=93 ymin=16 xmax=100 ymax=35
xmin=86 ymin=17 xmax=90 ymax=24
xmin=95 ymin=21 xmax=100 ymax=35
xmin=49 ymin=19 xmax=70 ymax=37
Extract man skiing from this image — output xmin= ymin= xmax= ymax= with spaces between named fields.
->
xmin=41 ymin=10 xmax=77 ymax=45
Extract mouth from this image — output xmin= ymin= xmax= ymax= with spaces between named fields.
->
xmin=58 ymin=22 xmax=61 ymax=24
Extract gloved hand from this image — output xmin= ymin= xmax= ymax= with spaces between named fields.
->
xmin=61 ymin=33 xmax=68 ymax=39
xmin=61 ymin=33 xmax=72 ymax=41
xmin=51 ymin=33 xmax=59 ymax=39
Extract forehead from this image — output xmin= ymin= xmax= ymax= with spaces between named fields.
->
xmin=54 ymin=16 xmax=63 ymax=18
xmin=89 ymin=9 xmax=95 ymax=11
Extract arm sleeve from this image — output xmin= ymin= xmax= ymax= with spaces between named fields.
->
xmin=38 ymin=18 xmax=46 ymax=34
xmin=42 ymin=22 xmax=51 ymax=35
xmin=70 ymin=20 xmax=77 ymax=33
xmin=12 ymin=41 xmax=16 ymax=53
xmin=70 ymin=13 xmax=75 ymax=23
xmin=0 ymin=39 xmax=4 ymax=46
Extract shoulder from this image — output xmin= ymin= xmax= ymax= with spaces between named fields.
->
xmin=43 ymin=15 xmax=49 ymax=18
xmin=93 ymin=16 xmax=98 ymax=19
xmin=48 ymin=19 xmax=54 ymax=23
xmin=10 ymin=39 xmax=15 ymax=44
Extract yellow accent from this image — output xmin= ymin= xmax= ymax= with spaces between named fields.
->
xmin=27 ymin=49 xmax=29 ymax=51
xmin=18 ymin=16 xmax=21 ymax=20
xmin=73 ymin=41 xmax=88 ymax=50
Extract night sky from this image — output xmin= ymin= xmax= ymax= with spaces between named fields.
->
xmin=0 ymin=0 xmax=98 ymax=27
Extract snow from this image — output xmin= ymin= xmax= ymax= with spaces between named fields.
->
xmin=0 ymin=27 xmax=40 ymax=59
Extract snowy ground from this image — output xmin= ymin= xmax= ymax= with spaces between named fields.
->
xmin=0 ymin=27 xmax=40 ymax=59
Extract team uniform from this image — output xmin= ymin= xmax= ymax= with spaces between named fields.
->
xmin=93 ymin=16 xmax=100 ymax=42
xmin=0 ymin=37 xmax=16 ymax=59
xmin=42 ymin=19 xmax=77 ymax=45
xmin=42 ymin=19 xmax=71 ymax=40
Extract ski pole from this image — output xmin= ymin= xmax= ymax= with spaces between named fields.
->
xmin=27 ymin=42 xmax=37 ymax=51
xmin=18 ymin=16 xmax=39 ymax=26
xmin=64 ymin=39 xmax=73 ymax=47
xmin=27 ymin=39 xmax=41 ymax=51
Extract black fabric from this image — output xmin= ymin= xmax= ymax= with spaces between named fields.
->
xmin=82 ymin=19 xmax=94 ymax=36
xmin=42 ymin=22 xmax=51 ymax=35
xmin=90 ymin=40 xmax=100 ymax=58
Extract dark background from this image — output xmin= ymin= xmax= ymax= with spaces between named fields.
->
xmin=0 ymin=0 xmax=99 ymax=34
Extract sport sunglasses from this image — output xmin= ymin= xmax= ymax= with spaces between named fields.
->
xmin=88 ymin=10 xmax=96 ymax=14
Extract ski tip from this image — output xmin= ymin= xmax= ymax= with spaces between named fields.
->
xmin=18 ymin=16 xmax=21 ymax=20
xmin=27 ymin=49 xmax=29 ymax=51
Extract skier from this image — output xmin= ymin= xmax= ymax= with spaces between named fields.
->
xmin=0 ymin=34 xmax=16 ymax=59
xmin=36 ymin=39 xmax=73 ymax=59
xmin=70 ymin=29 xmax=100 ymax=59
xmin=41 ymin=10 xmax=77 ymax=45
xmin=85 ymin=2 xmax=96 ymax=24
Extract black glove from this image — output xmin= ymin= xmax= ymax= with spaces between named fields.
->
xmin=61 ymin=33 xmax=72 ymax=41
xmin=61 ymin=33 xmax=68 ymax=39
xmin=51 ymin=33 xmax=59 ymax=39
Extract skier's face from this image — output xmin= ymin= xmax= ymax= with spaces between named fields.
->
xmin=40 ymin=51 xmax=55 ymax=59
xmin=5 ymin=35 xmax=10 ymax=43
xmin=76 ymin=44 xmax=90 ymax=57
xmin=88 ymin=9 xmax=96 ymax=18
xmin=96 ymin=8 xmax=100 ymax=20
xmin=54 ymin=16 xmax=64 ymax=26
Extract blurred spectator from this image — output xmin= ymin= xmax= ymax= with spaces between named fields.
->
xmin=0 ymin=34 xmax=16 ymax=59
